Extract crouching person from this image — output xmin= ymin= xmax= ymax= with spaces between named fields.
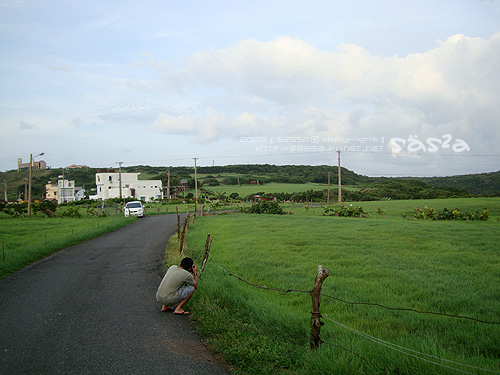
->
xmin=156 ymin=257 xmax=198 ymax=315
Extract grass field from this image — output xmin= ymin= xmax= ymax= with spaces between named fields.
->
xmin=201 ymin=182 xmax=359 ymax=197
xmin=0 ymin=216 xmax=136 ymax=279
xmin=174 ymin=197 xmax=500 ymax=374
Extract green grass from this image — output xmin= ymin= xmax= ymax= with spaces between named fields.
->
xmin=200 ymin=182 xmax=359 ymax=197
xmin=175 ymin=197 xmax=500 ymax=374
xmin=283 ymin=197 xmax=500 ymax=218
xmin=0 ymin=216 xmax=136 ymax=279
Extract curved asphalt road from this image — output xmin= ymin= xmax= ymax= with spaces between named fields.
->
xmin=0 ymin=215 xmax=230 ymax=375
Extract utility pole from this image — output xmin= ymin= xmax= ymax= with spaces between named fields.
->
xmin=327 ymin=172 xmax=331 ymax=204
xmin=117 ymin=162 xmax=123 ymax=201
xmin=167 ymin=170 xmax=170 ymax=200
xmin=193 ymin=157 xmax=199 ymax=203
xmin=3 ymin=180 xmax=7 ymax=202
xmin=28 ymin=154 xmax=33 ymax=215
xmin=62 ymin=168 xmax=65 ymax=204
xmin=28 ymin=152 xmax=44 ymax=217
xmin=337 ymin=151 xmax=342 ymax=204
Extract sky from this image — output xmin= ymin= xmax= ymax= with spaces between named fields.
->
xmin=1 ymin=0 xmax=499 ymax=177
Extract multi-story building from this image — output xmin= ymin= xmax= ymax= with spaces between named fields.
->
xmin=46 ymin=179 xmax=81 ymax=204
xmin=18 ymin=158 xmax=47 ymax=172
xmin=90 ymin=172 xmax=163 ymax=202
xmin=45 ymin=182 xmax=58 ymax=201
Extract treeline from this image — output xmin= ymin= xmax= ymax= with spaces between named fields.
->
xmin=258 ymin=179 xmax=470 ymax=202
xmin=420 ymin=171 xmax=500 ymax=196
xmin=1 ymin=164 xmax=498 ymax=202
xmin=195 ymin=164 xmax=364 ymax=185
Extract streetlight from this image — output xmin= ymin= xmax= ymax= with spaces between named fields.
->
xmin=27 ymin=152 xmax=44 ymax=217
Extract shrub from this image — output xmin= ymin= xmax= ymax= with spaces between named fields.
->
xmin=323 ymin=204 xmax=367 ymax=217
xmin=34 ymin=200 xmax=58 ymax=217
xmin=60 ymin=206 xmax=82 ymax=218
xmin=247 ymin=200 xmax=284 ymax=215
xmin=3 ymin=202 xmax=28 ymax=217
xmin=412 ymin=207 xmax=490 ymax=221
xmin=413 ymin=205 xmax=436 ymax=220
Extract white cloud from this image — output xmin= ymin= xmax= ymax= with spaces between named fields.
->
xmin=149 ymin=32 xmax=500 ymax=159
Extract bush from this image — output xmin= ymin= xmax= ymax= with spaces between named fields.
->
xmin=204 ymin=177 xmax=220 ymax=186
xmin=323 ymin=204 xmax=367 ymax=217
xmin=413 ymin=205 xmax=436 ymax=220
xmin=60 ymin=206 xmax=82 ymax=218
xmin=3 ymin=202 xmax=28 ymax=217
xmin=412 ymin=207 xmax=489 ymax=221
xmin=247 ymin=200 xmax=284 ymax=215
xmin=34 ymin=200 xmax=58 ymax=217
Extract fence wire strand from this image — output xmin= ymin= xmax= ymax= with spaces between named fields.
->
xmin=323 ymin=316 xmax=500 ymax=375
xmin=204 ymin=254 xmax=500 ymax=373
xmin=208 ymin=254 xmax=312 ymax=294
xmin=320 ymin=293 xmax=500 ymax=325
xmin=207 ymin=255 xmax=500 ymax=325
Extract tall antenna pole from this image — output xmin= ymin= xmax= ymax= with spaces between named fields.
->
xmin=337 ymin=151 xmax=342 ymax=204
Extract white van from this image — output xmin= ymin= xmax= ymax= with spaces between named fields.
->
xmin=124 ymin=201 xmax=145 ymax=218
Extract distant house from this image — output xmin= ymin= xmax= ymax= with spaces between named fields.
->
xmin=18 ymin=158 xmax=46 ymax=172
xmin=90 ymin=172 xmax=163 ymax=202
xmin=65 ymin=164 xmax=89 ymax=169
xmin=45 ymin=182 xmax=58 ymax=201
xmin=46 ymin=179 xmax=80 ymax=204
xmin=252 ymin=195 xmax=275 ymax=202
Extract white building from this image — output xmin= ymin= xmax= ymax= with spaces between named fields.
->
xmin=91 ymin=172 xmax=163 ymax=202
xmin=46 ymin=179 xmax=80 ymax=204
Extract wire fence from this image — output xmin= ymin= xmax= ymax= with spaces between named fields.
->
xmin=203 ymin=252 xmax=500 ymax=374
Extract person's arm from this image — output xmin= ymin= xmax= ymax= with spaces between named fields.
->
xmin=192 ymin=264 xmax=199 ymax=289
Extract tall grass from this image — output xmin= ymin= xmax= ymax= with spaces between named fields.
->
xmin=0 ymin=216 xmax=135 ymax=279
xmin=179 ymin=198 xmax=500 ymax=374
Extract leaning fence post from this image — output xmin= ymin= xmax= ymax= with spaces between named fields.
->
xmin=310 ymin=265 xmax=330 ymax=349
xmin=179 ymin=213 xmax=189 ymax=254
xmin=176 ymin=207 xmax=180 ymax=239
xmin=199 ymin=233 xmax=213 ymax=278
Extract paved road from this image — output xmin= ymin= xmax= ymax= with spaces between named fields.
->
xmin=0 ymin=215 xmax=230 ymax=375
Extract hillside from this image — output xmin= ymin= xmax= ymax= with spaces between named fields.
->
xmin=1 ymin=165 xmax=498 ymax=202
xmin=420 ymin=171 xmax=500 ymax=196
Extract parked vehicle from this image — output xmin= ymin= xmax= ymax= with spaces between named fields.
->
xmin=124 ymin=201 xmax=145 ymax=218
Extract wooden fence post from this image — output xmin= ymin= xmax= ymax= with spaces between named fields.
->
xmin=179 ymin=213 xmax=189 ymax=254
xmin=176 ymin=207 xmax=180 ymax=239
xmin=310 ymin=265 xmax=330 ymax=349
xmin=199 ymin=233 xmax=213 ymax=278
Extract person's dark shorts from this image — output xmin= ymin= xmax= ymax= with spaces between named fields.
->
xmin=177 ymin=285 xmax=194 ymax=303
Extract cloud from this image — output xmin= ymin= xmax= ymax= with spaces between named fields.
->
xmin=148 ymin=33 xmax=500 ymax=159
xmin=19 ymin=121 xmax=36 ymax=130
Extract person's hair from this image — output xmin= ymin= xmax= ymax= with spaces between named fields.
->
xmin=180 ymin=257 xmax=194 ymax=271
